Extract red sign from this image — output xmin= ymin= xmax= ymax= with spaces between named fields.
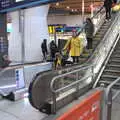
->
xmin=57 ymin=90 xmax=102 ymax=120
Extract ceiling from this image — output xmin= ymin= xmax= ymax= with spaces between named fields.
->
xmin=50 ymin=0 xmax=104 ymax=14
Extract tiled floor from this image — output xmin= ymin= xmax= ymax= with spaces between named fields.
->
xmin=0 ymin=98 xmax=47 ymax=120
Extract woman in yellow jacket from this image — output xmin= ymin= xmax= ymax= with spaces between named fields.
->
xmin=63 ymin=30 xmax=83 ymax=63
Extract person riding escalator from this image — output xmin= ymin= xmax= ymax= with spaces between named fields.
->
xmin=63 ymin=30 xmax=83 ymax=63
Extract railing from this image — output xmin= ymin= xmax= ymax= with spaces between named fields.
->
xmin=0 ymin=65 xmax=25 ymax=95
xmin=86 ymin=11 xmax=120 ymax=74
xmin=0 ymin=62 xmax=52 ymax=95
xmin=104 ymin=77 xmax=120 ymax=120
xmin=50 ymin=64 xmax=95 ymax=113
xmin=50 ymin=8 xmax=120 ymax=114
xmin=93 ymin=33 xmax=120 ymax=88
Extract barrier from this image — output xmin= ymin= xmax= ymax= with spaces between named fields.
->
xmin=57 ymin=90 xmax=102 ymax=120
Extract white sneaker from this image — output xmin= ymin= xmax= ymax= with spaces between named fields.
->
xmin=105 ymin=19 xmax=108 ymax=22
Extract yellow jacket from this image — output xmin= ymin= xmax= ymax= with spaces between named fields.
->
xmin=64 ymin=37 xmax=82 ymax=56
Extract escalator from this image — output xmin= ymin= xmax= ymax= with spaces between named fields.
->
xmin=28 ymin=12 xmax=120 ymax=114
xmin=79 ymin=20 xmax=112 ymax=63
xmin=94 ymin=37 xmax=120 ymax=88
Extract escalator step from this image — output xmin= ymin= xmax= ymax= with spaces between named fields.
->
xmin=104 ymin=69 xmax=120 ymax=73
xmin=101 ymin=75 xmax=119 ymax=79
xmin=110 ymin=59 xmax=120 ymax=62
xmin=103 ymin=69 xmax=120 ymax=76
xmin=107 ymin=64 xmax=120 ymax=67
xmin=106 ymin=65 xmax=120 ymax=71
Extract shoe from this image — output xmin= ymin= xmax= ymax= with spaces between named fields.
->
xmin=105 ymin=19 xmax=108 ymax=22
xmin=108 ymin=18 xmax=111 ymax=21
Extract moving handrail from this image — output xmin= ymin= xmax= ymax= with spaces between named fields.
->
xmin=51 ymin=64 xmax=94 ymax=93
xmin=105 ymin=77 xmax=120 ymax=120
xmin=50 ymin=64 xmax=95 ymax=113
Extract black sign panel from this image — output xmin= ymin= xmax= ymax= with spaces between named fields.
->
xmin=0 ymin=0 xmax=63 ymax=13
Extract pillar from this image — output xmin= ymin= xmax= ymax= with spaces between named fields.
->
xmin=24 ymin=5 xmax=50 ymax=62
xmin=9 ymin=5 xmax=50 ymax=63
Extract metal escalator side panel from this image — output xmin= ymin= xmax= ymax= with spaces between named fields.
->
xmin=28 ymin=71 xmax=58 ymax=112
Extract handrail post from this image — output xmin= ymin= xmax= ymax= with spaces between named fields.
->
xmin=75 ymin=71 xmax=79 ymax=99
xmin=52 ymin=92 xmax=57 ymax=114
xmin=106 ymin=89 xmax=112 ymax=120
xmin=92 ymin=65 xmax=94 ymax=81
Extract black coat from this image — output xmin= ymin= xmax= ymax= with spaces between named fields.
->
xmin=50 ymin=42 xmax=58 ymax=53
xmin=41 ymin=42 xmax=47 ymax=53
xmin=104 ymin=0 xmax=113 ymax=7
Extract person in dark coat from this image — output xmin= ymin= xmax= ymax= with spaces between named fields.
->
xmin=50 ymin=40 xmax=58 ymax=61
xmin=85 ymin=18 xmax=94 ymax=50
xmin=41 ymin=39 xmax=48 ymax=61
xmin=104 ymin=0 xmax=113 ymax=20
xmin=0 ymin=53 xmax=11 ymax=68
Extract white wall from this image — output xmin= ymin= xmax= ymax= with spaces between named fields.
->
xmin=9 ymin=11 xmax=22 ymax=62
xmin=9 ymin=5 xmax=50 ymax=63
xmin=47 ymin=14 xmax=90 ymax=26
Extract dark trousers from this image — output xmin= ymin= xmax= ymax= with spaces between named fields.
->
xmin=51 ymin=52 xmax=55 ymax=61
xmin=72 ymin=56 xmax=79 ymax=63
xmin=42 ymin=51 xmax=47 ymax=60
xmin=87 ymin=37 xmax=92 ymax=49
xmin=105 ymin=6 xmax=111 ymax=19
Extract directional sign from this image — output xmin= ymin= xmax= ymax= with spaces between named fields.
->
xmin=0 ymin=0 xmax=63 ymax=13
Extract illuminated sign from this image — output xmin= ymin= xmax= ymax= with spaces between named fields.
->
xmin=0 ymin=0 xmax=63 ymax=13
xmin=48 ymin=24 xmax=66 ymax=34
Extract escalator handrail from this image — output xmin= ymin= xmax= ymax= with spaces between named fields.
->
xmin=50 ymin=64 xmax=94 ymax=93
xmin=59 ymin=10 xmax=120 ymax=73
xmin=0 ymin=65 xmax=24 ymax=77
xmin=0 ymin=61 xmax=46 ymax=78
xmin=50 ymin=10 xmax=120 ymax=94
xmin=86 ymin=11 xmax=120 ymax=65
xmin=106 ymin=77 xmax=120 ymax=101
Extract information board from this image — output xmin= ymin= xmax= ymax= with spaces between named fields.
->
xmin=0 ymin=0 xmax=63 ymax=13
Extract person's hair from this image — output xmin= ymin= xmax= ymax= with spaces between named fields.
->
xmin=86 ymin=18 xmax=92 ymax=24
xmin=43 ymin=39 xmax=47 ymax=42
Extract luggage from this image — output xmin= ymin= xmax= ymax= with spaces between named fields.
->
xmin=112 ymin=3 xmax=120 ymax=12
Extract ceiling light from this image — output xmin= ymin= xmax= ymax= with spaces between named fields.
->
xmin=66 ymin=6 xmax=70 ymax=9
xmin=56 ymin=2 xmax=59 ymax=6
xmin=75 ymin=9 xmax=77 ymax=12
xmin=72 ymin=9 xmax=74 ymax=12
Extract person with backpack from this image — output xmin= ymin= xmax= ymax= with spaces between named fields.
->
xmin=50 ymin=40 xmax=58 ymax=61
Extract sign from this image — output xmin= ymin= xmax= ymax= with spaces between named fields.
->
xmin=0 ymin=0 xmax=63 ymax=13
xmin=48 ymin=24 xmax=66 ymax=34
xmin=57 ymin=90 xmax=102 ymax=120
xmin=15 ymin=68 xmax=25 ymax=89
